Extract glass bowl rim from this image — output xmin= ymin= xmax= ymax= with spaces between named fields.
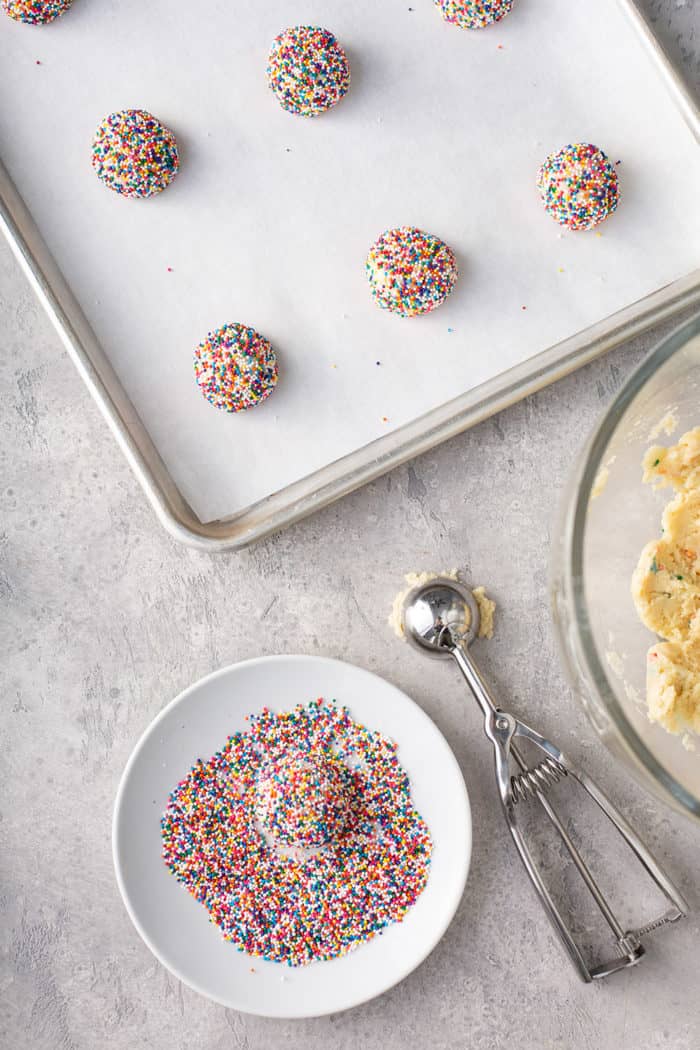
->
xmin=565 ymin=311 xmax=700 ymax=819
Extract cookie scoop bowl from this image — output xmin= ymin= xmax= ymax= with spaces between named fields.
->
xmin=551 ymin=313 xmax=700 ymax=820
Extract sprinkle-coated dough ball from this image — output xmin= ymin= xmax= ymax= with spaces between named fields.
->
xmin=366 ymin=227 xmax=458 ymax=318
xmin=434 ymin=0 xmax=513 ymax=29
xmin=92 ymin=109 xmax=180 ymax=199
xmin=193 ymin=323 xmax=278 ymax=413
xmin=2 ymin=0 xmax=72 ymax=23
xmin=537 ymin=143 xmax=620 ymax=232
xmin=267 ymin=26 xmax=350 ymax=117
xmin=256 ymin=752 xmax=353 ymax=849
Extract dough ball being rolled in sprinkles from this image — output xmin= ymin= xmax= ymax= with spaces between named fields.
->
xmin=435 ymin=0 xmax=514 ymax=29
xmin=194 ymin=323 xmax=278 ymax=413
xmin=92 ymin=110 xmax=179 ymax=199
xmin=255 ymin=751 xmax=353 ymax=850
xmin=267 ymin=26 xmax=350 ymax=117
xmin=162 ymin=699 xmax=432 ymax=966
xmin=366 ymin=227 xmax=458 ymax=318
xmin=2 ymin=0 xmax=72 ymax=23
xmin=537 ymin=143 xmax=620 ymax=232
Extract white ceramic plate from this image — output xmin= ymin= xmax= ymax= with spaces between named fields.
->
xmin=113 ymin=655 xmax=471 ymax=1018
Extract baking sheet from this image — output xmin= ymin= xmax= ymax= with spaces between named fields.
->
xmin=1 ymin=0 xmax=699 ymax=524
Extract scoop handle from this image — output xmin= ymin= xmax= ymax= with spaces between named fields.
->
xmin=448 ymin=639 xmax=686 ymax=982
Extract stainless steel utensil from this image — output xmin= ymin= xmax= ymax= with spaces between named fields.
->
xmin=401 ymin=576 xmax=687 ymax=982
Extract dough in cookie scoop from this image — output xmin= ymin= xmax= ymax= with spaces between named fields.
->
xmin=389 ymin=570 xmax=496 ymax=639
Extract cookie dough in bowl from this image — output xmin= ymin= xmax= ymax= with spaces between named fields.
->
xmin=551 ymin=314 xmax=700 ymax=821
xmin=645 ymin=641 xmax=700 ymax=737
xmin=633 ymin=428 xmax=700 ymax=735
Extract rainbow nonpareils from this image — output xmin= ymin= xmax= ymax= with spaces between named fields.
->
xmin=194 ymin=323 xmax=278 ymax=413
xmin=366 ymin=227 xmax=459 ymax=317
xmin=92 ymin=110 xmax=179 ymax=199
xmin=267 ymin=26 xmax=350 ymax=117
xmin=435 ymin=0 xmax=514 ymax=30
xmin=2 ymin=0 xmax=72 ymax=23
xmin=161 ymin=699 xmax=432 ymax=966
xmin=537 ymin=143 xmax=620 ymax=232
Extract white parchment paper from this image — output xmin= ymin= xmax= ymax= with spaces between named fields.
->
xmin=1 ymin=0 xmax=699 ymax=522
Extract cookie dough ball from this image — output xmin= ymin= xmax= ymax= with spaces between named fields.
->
xmin=256 ymin=752 xmax=352 ymax=849
xmin=366 ymin=226 xmax=458 ymax=317
xmin=434 ymin=0 xmax=513 ymax=29
xmin=194 ymin=323 xmax=278 ymax=413
xmin=537 ymin=143 xmax=619 ymax=232
xmin=2 ymin=0 xmax=72 ymax=23
xmin=91 ymin=110 xmax=180 ymax=199
xmin=643 ymin=428 xmax=700 ymax=494
xmin=267 ymin=26 xmax=350 ymax=117
xmin=632 ymin=538 xmax=700 ymax=646
xmin=646 ymin=640 xmax=700 ymax=736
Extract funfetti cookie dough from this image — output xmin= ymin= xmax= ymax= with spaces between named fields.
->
xmin=267 ymin=26 xmax=350 ymax=117
xmin=645 ymin=640 xmax=700 ymax=736
xmin=366 ymin=227 xmax=458 ymax=318
xmin=434 ymin=0 xmax=513 ymax=30
xmin=632 ymin=427 xmax=700 ymax=735
xmin=537 ymin=143 xmax=619 ymax=232
xmin=194 ymin=323 xmax=278 ymax=413
xmin=92 ymin=110 xmax=179 ymax=199
xmin=389 ymin=570 xmax=496 ymax=640
xmin=2 ymin=0 xmax=72 ymax=23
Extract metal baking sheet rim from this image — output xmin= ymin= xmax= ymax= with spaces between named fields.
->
xmin=1 ymin=0 xmax=698 ymax=553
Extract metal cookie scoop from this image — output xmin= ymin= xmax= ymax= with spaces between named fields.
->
xmin=401 ymin=576 xmax=686 ymax=982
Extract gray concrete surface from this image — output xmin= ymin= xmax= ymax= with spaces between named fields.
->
xmin=2 ymin=3 xmax=699 ymax=1048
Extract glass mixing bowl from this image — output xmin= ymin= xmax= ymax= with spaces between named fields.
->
xmin=552 ymin=312 xmax=700 ymax=821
